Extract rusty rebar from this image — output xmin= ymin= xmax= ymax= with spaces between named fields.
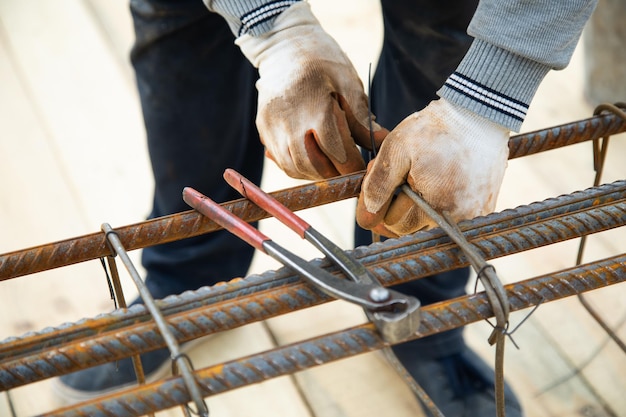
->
xmin=103 ymin=255 xmax=148 ymax=391
xmin=4 ymin=179 xmax=622 ymax=358
xmin=506 ymin=108 xmax=625 ymax=159
xmin=1 ymin=112 xmax=625 ymax=281
xmin=2 ymin=182 xmax=624 ymax=391
xmin=575 ymin=102 xmax=626 ymax=358
xmin=399 ymin=185 xmax=511 ymax=417
xmin=38 ymin=253 xmax=626 ymax=417
xmin=101 ymin=223 xmax=209 ymax=416
xmin=0 ymin=174 xmax=362 ymax=281
xmin=3 ymin=181 xmax=625 ymax=357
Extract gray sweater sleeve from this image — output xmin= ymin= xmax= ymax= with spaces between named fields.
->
xmin=438 ymin=1 xmax=597 ymax=131
xmin=206 ymin=0 xmax=596 ymax=131
xmin=203 ymin=0 xmax=302 ymax=37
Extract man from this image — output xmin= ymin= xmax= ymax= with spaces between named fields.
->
xmin=56 ymin=1 xmax=596 ymax=415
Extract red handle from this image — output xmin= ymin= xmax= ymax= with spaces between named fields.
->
xmin=223 ymin=168 xmax=310 ymax=239
xmin=182 ymin=187 xmax=269 ymax=252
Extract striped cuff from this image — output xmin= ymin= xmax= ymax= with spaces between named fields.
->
xmin=239 ymin=1 xmax=301 ymax=36
xmin=206 ymin=0 xmax=302 ymax=37
xmin=438 ymin=39 xmax=551 ymax=132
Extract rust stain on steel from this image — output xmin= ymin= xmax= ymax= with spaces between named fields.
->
xmin=2 ymin=182 xmax=624 ymax=360
xmin=38 ymin=254 xmax=626 ymax=417
xmin=1 ymin=112 xmax=625 ymax=282
xmin=4 ymin=181 xmax=623 ymax=362
xmin=0 ymin=175 xmax=363 ymax=281
xmin=507 ymin=111 xmax=626 ymax=159
xmin=1 ymin=189 xmax=624 ymax=390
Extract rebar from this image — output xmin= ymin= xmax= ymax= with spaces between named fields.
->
xmin=1 ymin=111 xmax=624 ymax=281
xmin=1 ymin=182 xmax=624 ymax=390
xmin=0 ymin=180 xmax=626 ymax=360
xmin=38 ymin=254 xmax=626 ymax=417
xmin=103 ymin=255 xmax=148 ymax=390
xmin=576 ymin=102 xmax=626 ymax=357
xmin=399 ymin=185 xmax=511 ymax=417
xmin=101 ymin=223 xmax=208 ymax=417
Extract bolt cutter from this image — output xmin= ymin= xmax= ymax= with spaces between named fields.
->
xmin=182 ymin=169 xmax=420 ymax=343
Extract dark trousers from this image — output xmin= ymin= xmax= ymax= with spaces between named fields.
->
xmin=130 ymin=0 xmax=477 ymax=358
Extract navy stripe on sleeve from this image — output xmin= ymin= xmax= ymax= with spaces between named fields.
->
xmin=444 ymin=72 xmax=528 ymax=122
xmin=239 ymin=1 xmax=300 ymax=36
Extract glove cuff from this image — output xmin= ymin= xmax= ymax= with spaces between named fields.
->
xmin=235 ymin=1 xmax=321 ymax=68
xmin=433 ymin=98 xmax=510 ymax=152
xmin=204 ymin=0 xmax=303 ymax=37
xmin=438 ymin=39 xmax=551 ymax=132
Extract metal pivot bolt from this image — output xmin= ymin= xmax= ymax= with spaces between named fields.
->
xmin=369 ymin=287 xmax=390 ymax=302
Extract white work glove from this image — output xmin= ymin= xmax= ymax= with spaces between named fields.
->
xmin=356 ymin=98 xmax=510 ymax=237
xmin=236 ymin=2 xmax=387 ymax=180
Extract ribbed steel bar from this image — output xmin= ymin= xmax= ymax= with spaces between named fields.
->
xmin=0 ymin=180 xmax=626 ymax=360
xmin=101 ymin=223 xmax=209 ymax=416
xmin=506 ymin=110 xmax=625 ymax=159
xmin=2 ymin=183 xmax=624 ymax=390
xmin=1 ymin=112 xmax=625 ymax=281
xmin=38 ymin=254 xmax=626 ymax=417
xmin=3 ymin=180 xmax=624 ymax=360
xmin=0 ymin=175 xmax=362 ymax=281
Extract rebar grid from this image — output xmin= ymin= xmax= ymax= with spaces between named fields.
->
xmin=38 ymin=254 xmax=626 ymax=417
xmin=1 ymin=111 xmax=625 ymax=282
xmin=2 ymin=178 xmax=626 ymax=365
xmin=1 ymin=181 xmax=624 ymax=391
xmin=0 ymin=110 xmax=624 ymax=416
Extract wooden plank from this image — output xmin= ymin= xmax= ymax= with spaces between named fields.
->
xmin=1 ymin=0 xmax=624 ymax=416
xmin=310 ymin=0 xmax=383 ymax=83
xmin=0 ymin=1 xmax=313 ymax=415
xmin=264 ymin=302 xmax=426 ymax=417
xmin=0 ymin=392 xmax=14 ymax=417
xmin=0 ymin=16 xmax=86 ymax=250
xmin=0 ymin=0 xmax=149 ymax=348
xmin=151 ymin=324 xmax=313 ymax=417
xmin=489 ymin=37 xmax=626 ymax=416
xmin=83 ymin=0 xmax=136 ymax=85
xmin=0 ymin=0 xmax=152 ymax=231
xmin=251 ymin=163 xmax=427 ymax=416
xmin=467 ymin=323 xmax=594 ymax=417
xmin=0 ymin=0 xmax=118 ymax=341
xmin=252 ymin=4 xmax=626 ymax=417
xmin=3 ymin=325 xmax=312 ymax=417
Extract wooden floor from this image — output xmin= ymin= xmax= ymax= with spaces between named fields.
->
xmin=1 ymin=1 xmax=625 ymax=416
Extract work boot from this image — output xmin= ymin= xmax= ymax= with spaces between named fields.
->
xmin=52 ymin=295 xmax=206 ymax=404
xmin=392 ymin=341 xmax=523 ymax=417
xmin=53 ymin=346 xmax=174 ymax=403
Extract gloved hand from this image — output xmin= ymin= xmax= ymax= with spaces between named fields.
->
xmin=236 ymin=2 xmax=387 ymax=180
xmin=356 ymin=98 xmax=510 ymax=237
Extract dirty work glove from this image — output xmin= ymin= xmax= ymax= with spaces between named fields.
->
xmin=356 ymin=98 xmax=510 ymax=237
xmin=236 ymin=2 xmax=387 ymax=180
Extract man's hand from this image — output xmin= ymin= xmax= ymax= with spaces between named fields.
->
xmin=236 ymin=2 xmax=387 ymax=180
xmin=356 ymin=99 xmax=510 ymax=237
